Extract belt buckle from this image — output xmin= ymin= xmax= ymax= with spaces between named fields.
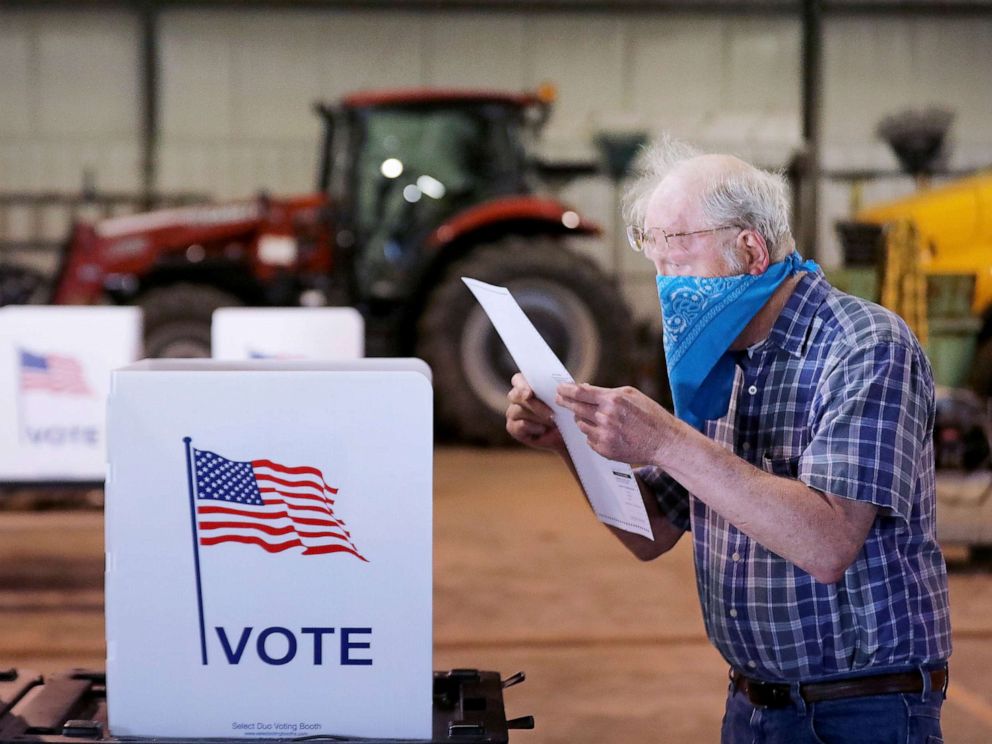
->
xmin=748 ymin=678 xmax=792 ymax=709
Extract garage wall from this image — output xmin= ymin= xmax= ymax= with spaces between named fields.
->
xmin=153 ymin=9 xmax=803 ymax=196
xmin=0 ymin=11 xmax=141 ymax=192
xmin=1 ymin=6 xmax=991 ymax=321
xmin=823 ymin=15 xmax=992 ymax=166
xmin=0 ymin=10 xmax=142 ymax=249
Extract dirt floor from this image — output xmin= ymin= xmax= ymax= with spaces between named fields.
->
xmin=2 ymin=446 xmax=992 ymax=742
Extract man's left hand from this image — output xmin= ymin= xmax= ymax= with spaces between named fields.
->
xmin=556 ymin=383 xmax=680 ymax=465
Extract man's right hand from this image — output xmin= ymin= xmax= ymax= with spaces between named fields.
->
xmin=505 ymin=373 xmax=566 ymax=455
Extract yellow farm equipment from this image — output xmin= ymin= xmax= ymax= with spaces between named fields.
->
xmin=834 ymin=110 xmax=992 ymax=553
xmin=838 ymin=171 xmax=992 ymax=394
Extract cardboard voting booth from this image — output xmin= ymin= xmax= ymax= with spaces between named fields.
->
xmin=212 ymin=308 xmax=364 ymax=360
xmin=0 ymin=306 xmax=142 ymax=482
xmin=105 ymin=359 xmax=433 ymax=739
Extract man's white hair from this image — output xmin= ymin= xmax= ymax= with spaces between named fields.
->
xmin=622 ymin=136 xmax=796 ymax=264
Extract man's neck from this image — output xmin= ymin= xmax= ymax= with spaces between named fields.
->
xmin=730 ymin=273 xmax=803 ymax=351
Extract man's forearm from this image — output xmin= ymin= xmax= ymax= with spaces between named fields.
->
xmin=556 ymin=449 xmax=683 ymax=561
xmin=654 ymin=424 xmax=875 ymax=583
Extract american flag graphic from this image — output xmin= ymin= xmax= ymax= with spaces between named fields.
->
xmin=19 ymin=349 xmax=93 ymax=396
xmin=192 ymin=447 xmax=367 ymax=560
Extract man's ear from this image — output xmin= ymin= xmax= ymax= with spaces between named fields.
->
xmin=738 ymin=229 xmax=770 ymax=275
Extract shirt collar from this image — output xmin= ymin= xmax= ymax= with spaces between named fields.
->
xmin=750 ymin=269 xmax=830 ymax=358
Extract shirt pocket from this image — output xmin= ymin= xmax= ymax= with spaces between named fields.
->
xmin=760 ymin=453 xmax=800 ymax=478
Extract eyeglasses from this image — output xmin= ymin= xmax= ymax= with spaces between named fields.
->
xmin=626 ymin=224 xmax=739 ymax=253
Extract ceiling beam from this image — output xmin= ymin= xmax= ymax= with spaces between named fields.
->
xmin=3 ymin=0 xmax=992 ymax=16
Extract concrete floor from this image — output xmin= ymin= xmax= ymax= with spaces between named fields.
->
xmin=2 ymin=447 xmax=992 ymax=742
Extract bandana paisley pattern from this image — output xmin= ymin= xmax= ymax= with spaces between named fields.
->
xmin=661 ymin=276 xmax=757 ymax=367
xmin=656 ymin=252 xmax=820 ymax=429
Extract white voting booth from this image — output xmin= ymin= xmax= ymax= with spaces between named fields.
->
xmin=0 ymin=306 xmax=142 ymax=482
xmin=212 ymin=308 xmax=364 ymax=360
xmin=105 ymin=358 xmax=433 ymax=739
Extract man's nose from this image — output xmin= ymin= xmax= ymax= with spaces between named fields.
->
xmin=650 ymin=251 xmax=674 ymax=276
xmin=645 ymin=242 xmax=668 ymax=271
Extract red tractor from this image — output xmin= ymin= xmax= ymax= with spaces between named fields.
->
xmin=3 ymin=88 xmax=635 ymax=443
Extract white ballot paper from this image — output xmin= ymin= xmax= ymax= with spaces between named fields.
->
xmin=463 ymin=277 xmax=653 ymax=539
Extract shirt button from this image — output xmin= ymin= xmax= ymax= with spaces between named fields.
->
xmin=741 ymin=442 xmax=751 ymax=451
xmin=732 ymin=552 xmax=741 ymax=562
xmin=747 ymin=384 xmax=758 ymax=395
xmin=729 ymin=608 xmax=738 ymax=618
xmin=747 ymin=660 xmax=758 ymax=669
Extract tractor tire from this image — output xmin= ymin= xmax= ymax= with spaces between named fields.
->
xmin=417 ymin=238 xmax=636 ymax=444
xmin=140 ymin=284 xmax=242 ymax=358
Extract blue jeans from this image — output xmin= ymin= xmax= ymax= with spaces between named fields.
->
xmin=721 ymin=672 xmax=944 ymax=743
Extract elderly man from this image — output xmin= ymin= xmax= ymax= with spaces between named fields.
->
xmin=505 ymin=142 xmax=951 ymax=743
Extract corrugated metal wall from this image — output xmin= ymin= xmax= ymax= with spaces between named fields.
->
xmin=0 ymin=11 xmax=142 ymax=192
xmin=1 ymin=6 xmax=990 ymax=320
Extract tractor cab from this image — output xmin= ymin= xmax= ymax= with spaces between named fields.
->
xmin=315 ymin=89 xmax=551 ymax=301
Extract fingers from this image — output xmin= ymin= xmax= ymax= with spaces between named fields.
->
xmin=506 ymin=401 xmax=542 ymax=425
xmin=555 ymin=394 xmax=599 ymax=424
xmin=510 ymin=418 xmax=550 ymax=440
xmin=505 ymin=392 xmax=564 ymax=453
xmin=508 ymin=373 xmax=555 ymax=421
xmin=556 ymin=384 xmax=645 ymax=462
xmin=556 ymin=382 xmax=609 ymax=424
xmin=557 ymin=381 xmax=609 ymax=404
xmin=510 ymin=372 xmax=530 ymax=394
xmin=506 ymin=394 xmax=557 ymax=445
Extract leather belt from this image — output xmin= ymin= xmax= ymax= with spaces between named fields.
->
xmin=731 ymin=667 xmax=948 ymax=708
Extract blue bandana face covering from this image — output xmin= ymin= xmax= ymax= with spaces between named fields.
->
xmin=657 ymin=251 xmax=820 ymax=430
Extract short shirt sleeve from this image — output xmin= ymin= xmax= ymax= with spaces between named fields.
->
xmin=635 ymin=465 xmax=692 ymax=532
xmin=799 ymin=340 xmax=934 ymax=522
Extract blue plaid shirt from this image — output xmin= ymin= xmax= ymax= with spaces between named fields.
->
xmin=638 ymin=270 xmax=951 ymax=682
